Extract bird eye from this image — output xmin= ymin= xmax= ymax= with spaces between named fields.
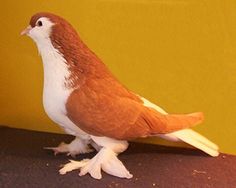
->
xmin=37 ymin=21 xmax=43 ymax=27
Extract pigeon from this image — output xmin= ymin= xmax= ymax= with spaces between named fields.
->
xmin=21 ymin=12 xmax=219 ymax=179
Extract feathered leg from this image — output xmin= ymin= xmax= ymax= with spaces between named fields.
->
xmin=44 ymin=137 xmax=93 ymax=157
xmin=59 ymin=136 xmax=132 ymax=179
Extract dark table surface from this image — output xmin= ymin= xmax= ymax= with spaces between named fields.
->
xmin=0 ymin=126 xmax=235 ymax=188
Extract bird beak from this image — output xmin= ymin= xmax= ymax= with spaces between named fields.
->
xmin=20 ymin=25 xmax=32 ymax=36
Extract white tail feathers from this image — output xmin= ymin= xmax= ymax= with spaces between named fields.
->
xmin=161 ymin=129 xmax=219 ymax=157
xmin=141 ymin=97 xmax=219 ymax=157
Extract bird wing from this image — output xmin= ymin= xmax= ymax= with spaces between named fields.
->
xmin=66 ymin=77 xmax=203 ymax=140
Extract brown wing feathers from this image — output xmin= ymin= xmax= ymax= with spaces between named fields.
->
xmin=66 ymin=79 xmax=204 ymax=140
xmin=138 ymin=109 xmax=204 ymax=135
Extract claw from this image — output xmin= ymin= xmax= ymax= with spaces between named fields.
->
xmin=44 ymin=147 xmax=59 ymax=156
xmin=44 ymin=142 xmax=69 ymax=156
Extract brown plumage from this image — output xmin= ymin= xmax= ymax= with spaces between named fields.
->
xmin=66 ymin=78 xmax=203 ymax=140
xmin=29 ymin=12 xmax=204 ymax=140
xmin=30 ymin=12 xmax=204 ymax=140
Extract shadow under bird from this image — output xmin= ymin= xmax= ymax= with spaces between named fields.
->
xmin=21 ymin=12 xmax=219 ymax=179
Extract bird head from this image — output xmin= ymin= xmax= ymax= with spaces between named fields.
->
xmin=21 ymin=15 xmax=54 ymax=43
xmin=21 ymin=12 xmax=104 ymax=87
xmin=21 ymin=12 xmax=82 ymax=52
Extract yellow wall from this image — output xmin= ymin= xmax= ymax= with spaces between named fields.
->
xmin=0 ymin=0 xmax=235 ymax=154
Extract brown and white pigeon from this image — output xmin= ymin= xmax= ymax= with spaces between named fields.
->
xmin=21 ymin=12 xmax=219 ymax=179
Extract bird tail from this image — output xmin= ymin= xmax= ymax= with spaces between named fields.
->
xmin=140 ymin=97 xmax=219 ymax=157
xmin=158 ymin=129 xmax=219 ymax=157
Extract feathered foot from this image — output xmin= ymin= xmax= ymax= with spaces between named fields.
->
xmin=59 ymin=147 xmax=133 ymax=179
xmin=44 ymin=137 xmax=93 ymax=157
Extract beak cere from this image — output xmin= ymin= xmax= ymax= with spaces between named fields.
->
xmin=20 ymin=25 xmax=32 ymax=35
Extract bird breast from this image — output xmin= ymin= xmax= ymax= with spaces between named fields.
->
xmin=38 ymin=38 xmax=88 ymax=138
xmin=39 ymin=39 xmax=71 ymax=123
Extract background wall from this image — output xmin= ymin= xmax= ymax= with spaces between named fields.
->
xmin=0 ymin=0 xmax=235 ymax=154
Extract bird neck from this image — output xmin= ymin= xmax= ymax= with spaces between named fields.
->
xmin=49 ymin=32 xmax=111 ymax=88
xmin=35 ymin=37 xmax=70 ymax=90
xmin=37 ymin=29 xmax=113 ymax=89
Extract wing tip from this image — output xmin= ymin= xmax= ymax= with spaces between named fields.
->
xmin=188 ymin=112 xmax=204 ymax=125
